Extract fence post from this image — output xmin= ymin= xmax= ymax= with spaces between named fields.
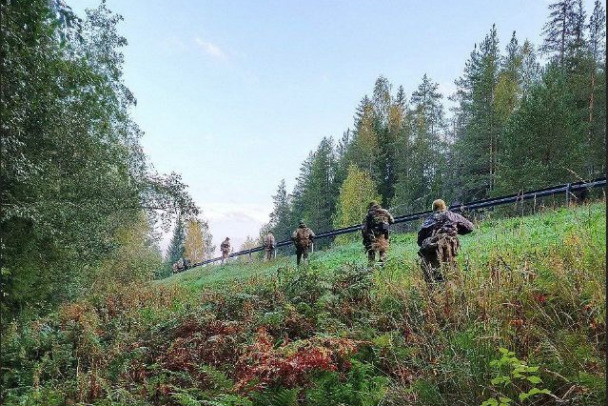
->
xmin=566 ymin=183 xmax=571 ymax=206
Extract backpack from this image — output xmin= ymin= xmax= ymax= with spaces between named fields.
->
xmin=365 ymin=209 xmax=389 ymax=239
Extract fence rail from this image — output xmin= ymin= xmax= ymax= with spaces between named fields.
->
xmin=185 ymin=177 xmax=606 ymax=270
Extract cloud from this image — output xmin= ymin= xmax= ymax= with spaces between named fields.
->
xmin=195 ymin=38 xmax=227 ymax=60
xmin=203 ymin=203 xmax=270 ymax=225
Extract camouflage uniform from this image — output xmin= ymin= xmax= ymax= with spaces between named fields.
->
xmin=220 ymin=238 xmax=231 ymax=264
xmin=417 ymin=209 xmax=474 ymax=283
xmin=362 ymin=203 xmax=395 ymax=265
xmin=264 ymin=232 xmax=276 ymax=261
xmin=172 ymin=257 xmax=189 ymax=274
xmin=291 ymin=222 xmax=315 ymax=266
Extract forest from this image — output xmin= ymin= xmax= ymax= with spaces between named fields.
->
xmin=1 ymin=0 xmax=606 ymax=321
xmin=255 ymin=0 xmax=606 ymax=252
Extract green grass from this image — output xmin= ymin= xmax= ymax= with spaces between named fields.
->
xmin=165 ymin=202 xmax=605 ymax=291
xmin=2 ymin=202 xmax=605 ymax=406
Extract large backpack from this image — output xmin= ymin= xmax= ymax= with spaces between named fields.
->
xmin=365 ymin=209 xmax=389 ymax=239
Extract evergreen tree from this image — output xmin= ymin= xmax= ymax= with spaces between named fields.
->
xmin=585 ymin=0 xmax=606 ymax=177
xmin=497 ymin=64 xmax=586 ymax=193
xmin=452 ymin=25 xmax=502 ymax=200
xmin=541 ymin=0 xmax=587 ymax=67
xmin=267 ymin=179 xmax=293 ymax=242
xmin=519 ymin=39 xmax=542 ymax=96
xmin=291 ymin=138 xmax=339 ymax=247
xmin=393 ymin=75 xmax=447 ymax=213
xmin=166 ymin=218 xmax=186 ymax=266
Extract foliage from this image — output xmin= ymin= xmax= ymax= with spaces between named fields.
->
xmin=0 ymin=0 xmax=198 ymax=320
xmin=2 ymin=202 xmax=604 ymax=405
xmin=480 ymin=348 xmax=551 ymax=406
xmin=184 ymin=217 xmax=214 ymax=264
xmin=333 ymin=164 xmax=380 ymax=243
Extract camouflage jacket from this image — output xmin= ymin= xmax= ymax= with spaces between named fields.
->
xmin=265 ymin=234 xmax=276 ymax=249
xmin=364 ymin=207 xmax=395 ymax=233
xmin=220 ymin=239 xmax=231 ymax=252
xmin=417 ymin=210 xmax=474 ymax=246
xmin=291 ymin=225 xmax=315 ymax=249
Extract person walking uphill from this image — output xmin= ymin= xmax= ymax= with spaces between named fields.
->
xmin=291 ymin=220 xmax=315 ymax=266
xmin=417 ymin=199 xmax=474 ymax=283
xmin=220 ymin=237 xmax=231 ymax=264
xmin=264 ymin=232 xmax=276 ymax=261
xmin=362 ymin=201 xmax=395 ymax=266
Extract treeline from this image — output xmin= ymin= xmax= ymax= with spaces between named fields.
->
xmin=0 ymin=1 xmax=200 ymax=320
xmin=262 ymin=0 xmax=606 ymax=248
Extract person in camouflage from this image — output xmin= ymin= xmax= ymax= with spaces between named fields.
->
xmin=220 ymin=237 xmax=231 ymax=264
xmin=172 ymin=257 xmax=189 ymax=274
xmin=417 ymin=199 xmax=474 ymax=283
xmin=291 ymin=220 xmax=315 ymax=266
xmin=362 ymin=201 xmax=395 ymax=265
xmin=264 ymin=232 xmax=276 ymax=261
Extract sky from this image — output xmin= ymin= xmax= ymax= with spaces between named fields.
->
xmin=67 ymin=0 xmax=603 ymax=255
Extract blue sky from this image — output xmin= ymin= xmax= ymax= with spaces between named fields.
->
xmin=68 ymin=0 xmax=603 ymax=254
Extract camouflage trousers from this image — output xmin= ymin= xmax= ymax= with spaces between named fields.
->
xmin=295 ymin=246 xmax=310 ymax=266
xmin=364 ymin=231 xmax=389 ymax=265
xmin=418 ymin=234 xmax=460 ymax=283
xmin=264 ymin=248 xmax=274 ymax=261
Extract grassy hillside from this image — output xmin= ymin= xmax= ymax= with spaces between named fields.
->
xmin=2 ymin=203 xmax=605 ymax=405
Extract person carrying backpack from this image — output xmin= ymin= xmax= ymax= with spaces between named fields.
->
xmin=417 ymin=199 xmax=474 ymax=283
xmin=264 ymin=232 xmax=276 ymax=261
xmin=291 ymin=220 xmax=315 ymax=266
xmin=362 ymin=201 xmax=395 ymax=266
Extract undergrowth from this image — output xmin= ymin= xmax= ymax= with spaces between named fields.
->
xmin=1 ymin=203 xmax=605 ymax=405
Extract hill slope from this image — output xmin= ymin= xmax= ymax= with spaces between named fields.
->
xmin=2 ymin=203 xmax=606 ymax=405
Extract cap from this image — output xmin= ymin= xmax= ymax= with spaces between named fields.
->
xmin=432 ymin=199 xmax=447 ymax=212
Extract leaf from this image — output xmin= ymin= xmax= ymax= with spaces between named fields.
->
xmin=481 ymin=398 xmax=499 ymax=406
xmin=491 ymin=376 xmax=511 ymax=385
xmin=526 ymin=375 xmax=542 ymax=384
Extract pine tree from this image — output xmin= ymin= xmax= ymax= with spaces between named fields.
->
xmin=519 ymin=39 xmax=542 ymax=96
xmin=498 ymin=64 xmax=586 ymax=193
xmin=541 ymin=0 xmax=587 ymax=67
xmin=393 ymin=75 xmax=447 ymax=213
xmin=452 ymin=25 xmax=501 ymax=200
xmin=586 ymin=0 xmax=606 ymax=177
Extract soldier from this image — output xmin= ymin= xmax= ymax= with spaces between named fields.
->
xmin=291 ymin=220 xmax=315 ymax=266
xmin=417 ymin=199 xmax=474 ymax=283
xmin=264 ymin=232 xmax=276 ymax=261
xmin=362 ymin=201 xmax=395 ymax=265
xmin=220 ymin=237 xmax=231 ymax=264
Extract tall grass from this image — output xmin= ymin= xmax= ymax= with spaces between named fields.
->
xmin=2 ymin=203 xmax=605 ymax=405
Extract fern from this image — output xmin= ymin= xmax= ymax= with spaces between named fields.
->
xmin=251 ymin=387 xmax=299 ymax=406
